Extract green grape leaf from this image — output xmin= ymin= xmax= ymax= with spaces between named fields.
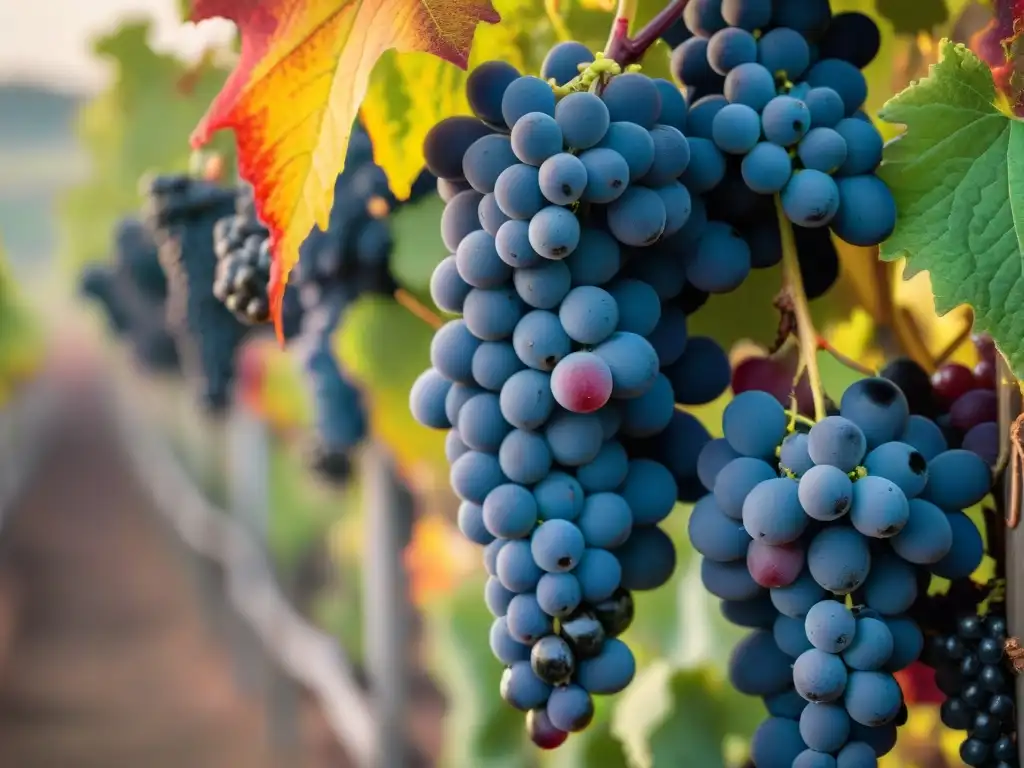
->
xmin=878 ymin=40 xmax=1024 ymax=378
xmin=390 ymin=194 xmax=447 ymax=294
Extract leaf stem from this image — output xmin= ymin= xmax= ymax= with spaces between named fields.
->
xmin=816 ymin=337 xmax=876 ymax=377
xmin=393 ymin=288 xmax=444 ymax=330
xmin=604 ymin=0 xmax=688 ymax=67
xmin=544 ymin=0 xmax=573 ymax=43
xmin=774 ymin=195 xmax=827 ymax=423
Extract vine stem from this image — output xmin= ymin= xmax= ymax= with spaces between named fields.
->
xmin=603 ymin=0 xmax=688 ymax=67
xmin=816 ymin=337 xmax=875 ymax=377
xmin=393 ymin=288 xmax=443 ymax=330
xmin=774 ymin=195 xmax=827 ymax=423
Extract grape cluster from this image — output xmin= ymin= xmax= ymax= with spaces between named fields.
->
xmin=285 ymin=122 xmax=433 ymax=482
xmin=144 ymin=174 xmax=249 ymax=413
xmin=691 ymin=377 xmax=994 ymax=766
xmin=665 ymin=0 xmax=896 ymax=295
xmin=411 ymin=50 xmax=747 ymax=746
xmin=930 ymin=612 xmax=1018 ymax=767
xmin=882 ymin=335 xmax=999 ymax=467
xmin=78 ymin=216 xmax=181 ymax=373
xmin=213 ymin=191 xmax=274 ymax=324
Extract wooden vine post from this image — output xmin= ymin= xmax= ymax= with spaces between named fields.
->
xmin=998 ymin=355 xmax=1024 ymax=761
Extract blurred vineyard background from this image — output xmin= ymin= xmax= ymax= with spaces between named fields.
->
xmin=0 ymin=0 xmax=1009 ymax=766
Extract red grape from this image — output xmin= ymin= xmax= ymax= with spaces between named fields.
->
xmin=931 ymin=363 xmax=977 ymax=406
xmin=550 ymin=352 xmax=613 ymax=414
xmin=731 ymin=356 xmax=813 ymax=416
xmin=746 ymin=540 xmax=805 ymax=588
xmin=949 ymin=389 xmax=998 ymax=431
xmin=527 ymin=708 xmax=568 ymax=749
xmin=962 ymin=422 xmax=999 ymax=466
xmin=974 ymin=359 xmax=996 ymax=389
xmin=972 ymin=333 xmax=996 ymax=365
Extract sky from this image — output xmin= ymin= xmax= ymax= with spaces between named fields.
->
xmin=0 ymin=0 xmax=234 ymax=92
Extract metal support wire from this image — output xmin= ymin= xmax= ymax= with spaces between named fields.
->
xmin=362 ymin=443 xmax=415 ymax=768
xmin=108 ymin=375 xmax=377 ymax=767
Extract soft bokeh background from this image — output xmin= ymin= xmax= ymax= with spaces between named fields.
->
xmin=0 ymin=1 xmax=1004 ymax=767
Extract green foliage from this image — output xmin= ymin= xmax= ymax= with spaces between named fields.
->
xmin=878 ymin=41 xmax=1024 ymax=377
xmin=59 ymin=19 xmax=235 ymax=271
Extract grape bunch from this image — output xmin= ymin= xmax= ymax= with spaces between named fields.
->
xmin=882 ymin=335 xmax=999 ymax=467
xmin=929 ymin=611 xmax=1018 ymax=767
xmin=213 ymin=191 xmax=274 ymax=324
xmin=79 ymin=216 xmax=181 ymax=373
xmin=666 ymin=0 xmax=896 ymax=295
xmin=144 ymin=174 xmax=249 ymax=413
xmin=411 ymin=50 xmax=752 ymax=745
xmin=285 ymin=121 xmax=429 ymax=482
xmin=691 ymin=377 xmax=994 ymax=766
xmin=79 ymin=263 xmax=131 ymax=336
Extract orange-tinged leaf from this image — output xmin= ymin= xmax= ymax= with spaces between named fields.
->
xmin=189 ymin=0 xmax=501 ymax=335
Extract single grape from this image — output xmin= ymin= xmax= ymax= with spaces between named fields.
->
xmin=807 ymin=526 xmax=871 ymax=594
xmin=502 ymin=76 xmax=556 ymax=128
xmin=743 ymin=477 xmax=809 ymax=545
xmin=546 ymin=684 xmax=595 ymax=732
xmin=833 ymin=118 xmax=883 ymax=176
xmin=559 ymin=612 xmax=605 ymax=661
xmin=839 ymin=378 xmax=910 ymax=449
xmin=711 ymin=103 xmax=762 ymax=154
xmin=540 ymin=40 xmax=593 ymax=86
xmin=729 ymin=630 xmax=796 ymax=696
xmin=500 ymin=660 xmax=552 ymax=711
xmin=798 ymin=464 xmax=853 ymax=521
xmin=578 ymin=147 xmax=631 ymax=204
xmin=844 ymin=671 xmax=902 ymax=727
xmin=741 ymin=142 xmax=793 ymax=193
xmin=758 ymin=27 xmax=811 ymax=80
xmin=607 ymin=187 xmax=668 ymax=246
xmin=890 ymin=498 xmax=953 ymax=564
xmin=530 ymin=634 xmax=575 ymax=685
xmin=526 ymin=707 xmax=567 ymax=749
xmin=723 ymin=390 xmax=788 ymax=459
xmin=799 ymin=702 xmax=851 ymax=753
xmin=747 ymin=540 xmax=805 ymax=587
xmin=798 ymin=127 xmax=848 ymax=174
xmin=863 ymin=441 xmax=928 ymax=498
xmin=842 ymin=617 xmax=894 ymax=671
xmin=849 ymin=475 xmax=910 ymax=539
xmin=707 ymin=27 xmax=758 ymax=75
xmin=762 ymin=95 xmax=811 ymax=147
xmin=793 ymin=648 xmax=849 ymax=703
xmin=463 ymin=134 xmax=519 ymax=193
xmin=572 ymin=548 xmax=622 ymax=603
xmin=527 ymin=205 xmax=581 ymax=260
xmin=538 ymin=153 xmax=588 ymax=206
xmin=805 ymin=59 xmax=867 ymax=116
xmin=554 ymin=91 xmax=610 ymax=150
xmin=688 ymin=494 xmax=751 ymax=562
xmin=724 ymin=62 xmax=777 ymax=111
xmin=830 ymin=175 xmax=897 ymax=247
xmin=782 ymin=169 xmax=840 ymax=227
xmin=805 ymin=599 xmax=857 ymax=653
xmin=466 ymin=60 xmax=521 ymax=126
xmin=595 ymin=121 xmax=656 ymax=181
xmin=600 ymin=73 xmax=661 ymax=128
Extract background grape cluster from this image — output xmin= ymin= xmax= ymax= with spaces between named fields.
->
xmin=143 ymin=174 xmax=249 ymax=414
xmin=213 ymin=191 xmax=276 ymax=326
xmin=79 ymin=216 xmax=181 ymax=374
xmin=692 ymin=376 xmax=995 ymax=766
xmin=926 ymin=612 xmax=1018 ymax=767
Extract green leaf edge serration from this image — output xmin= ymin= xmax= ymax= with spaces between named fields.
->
xmin=877 ymin=39 xmax=1024 ymax=378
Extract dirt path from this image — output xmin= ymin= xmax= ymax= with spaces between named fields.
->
xmin=0 ymin=362 xmax=347 ymax=768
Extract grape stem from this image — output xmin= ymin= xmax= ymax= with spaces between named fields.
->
xmin=774 ymin=195 xmax=827 ymax=423
xmin=816 ymin=337 xmax=875 ymax=377
xmin=394 ymin=288 xmax=444 ymax=329
xmin=603 ymin=0 xmax=688 ymax=67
